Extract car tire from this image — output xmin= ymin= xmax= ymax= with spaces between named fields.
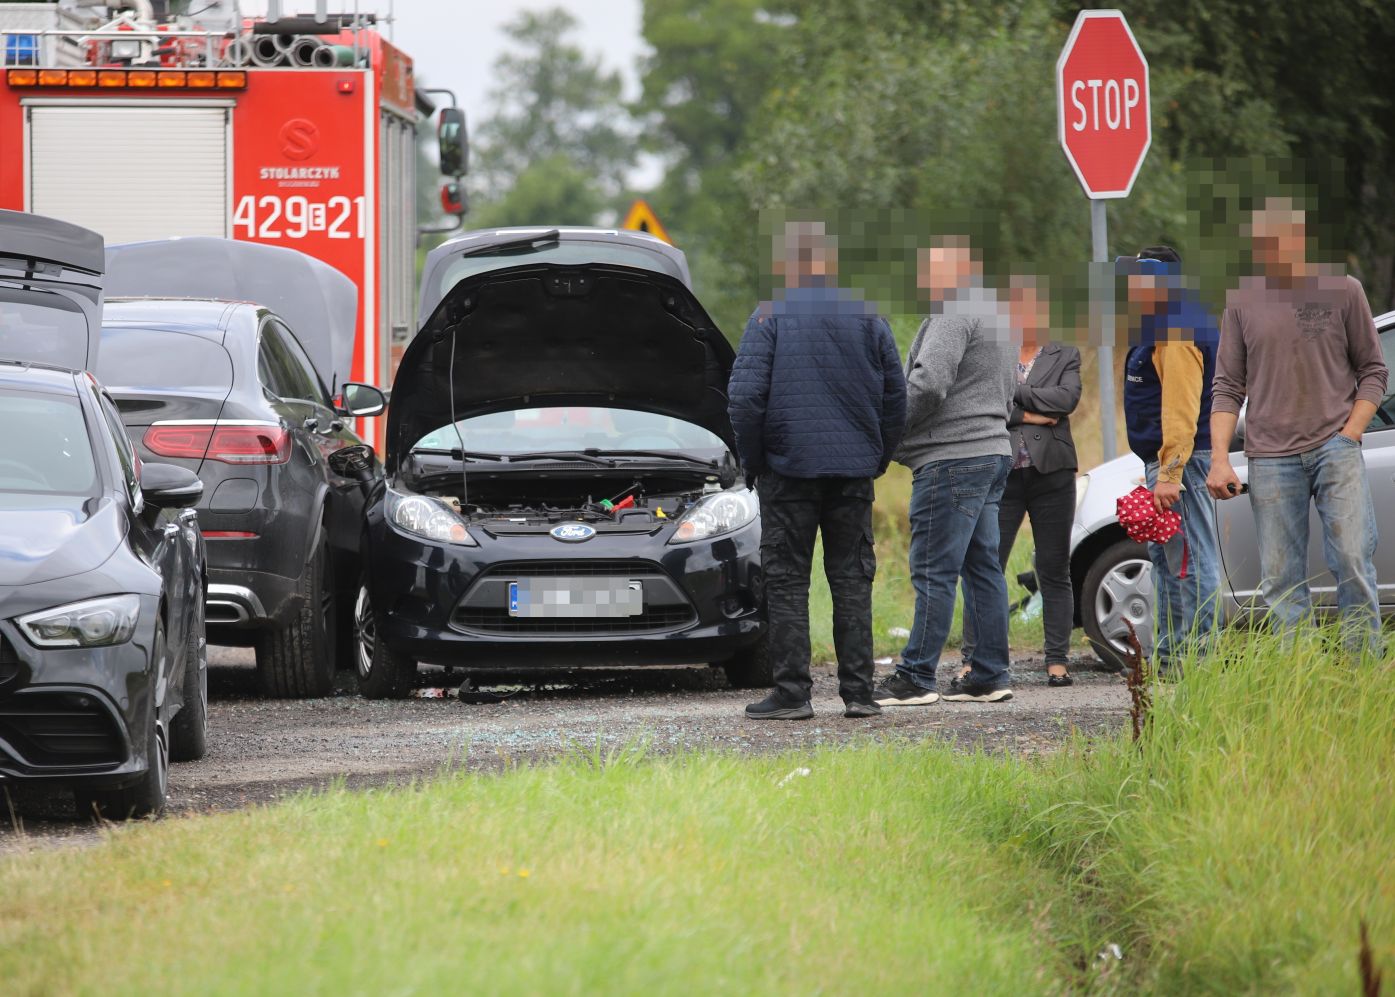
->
xmin=77 ymin=622 xmax=170 ymax=820
xmin=722 ymin=632 xmax=774 ymax=689
xmin=1081 ymin=538 xmax=1155 ymax=672
xmin=353 ymin=580 xmax=416 ymax=699
xmin=256 ymin=529 xmax=335 ymax=698
xmin=169 ymin=596 xmax=208 ymax=762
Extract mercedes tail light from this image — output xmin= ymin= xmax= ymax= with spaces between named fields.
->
xmin=144 ymin=422 xmax=291 ymax=465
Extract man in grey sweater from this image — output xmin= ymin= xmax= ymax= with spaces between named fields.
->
xmin=875 ymin=236 xmax=1018 ymax=705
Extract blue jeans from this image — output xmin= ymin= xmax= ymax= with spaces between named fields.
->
xmin=1144 ymin=451 xmax=1220 ymax=665
xmin=1248 ymin=433 xmax=1381 ymax=655
xmin=900 ymin=454 xmax=1012 ymax=689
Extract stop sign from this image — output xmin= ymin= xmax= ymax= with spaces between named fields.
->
xmin=1056 ymin=10 xmax=1151 ymax=199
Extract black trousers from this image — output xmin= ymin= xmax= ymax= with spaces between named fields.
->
xmin=962 ymin=465 xmax=1075 ymax=663
xmin=758 ymin=472 xmax=876 ymax=704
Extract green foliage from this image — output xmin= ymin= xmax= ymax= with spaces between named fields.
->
xmin=469 ymin=8 xmax=637 ymax=225
xmin=634 ymin=0 xmax=1395 ymax=333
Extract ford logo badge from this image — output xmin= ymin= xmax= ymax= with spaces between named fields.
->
xmin=550 ymin=523 xmax=596 ymax=542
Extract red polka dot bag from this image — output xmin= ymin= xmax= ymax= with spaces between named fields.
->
xmin=1116 ymin=485 xmax=1187 ymax=577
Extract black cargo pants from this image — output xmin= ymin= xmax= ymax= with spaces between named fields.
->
xmin=758 ymin=472 xmax=877 ymax=705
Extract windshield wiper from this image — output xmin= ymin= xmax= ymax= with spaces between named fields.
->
xmin=579 ymin=448 xmax=721 ymax=468
xmin=410 ymin=447 xmax=505 ymax=462
xmin=502 ymin=450 xmax=616 ymax=467
xmin=456 ymin=229 xmax=561 ymax=259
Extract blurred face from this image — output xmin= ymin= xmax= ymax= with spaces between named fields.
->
xmin=1008 ymin=282 xmax=1049 ymax=341
xmin=918 ymin=244 xmax=976 ymax=302
xmin=774 ymin=230 xmax=836 ymax=287
xmin=1251 ymin=216 xmax=1309 ymax=278
xmin=1127 ymin=274 xmax=1167 ymax=312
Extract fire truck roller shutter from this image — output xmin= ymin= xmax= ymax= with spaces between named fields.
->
xmin=28 ymin=104 xmax=229 ymax=244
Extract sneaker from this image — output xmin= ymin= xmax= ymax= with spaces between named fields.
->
xmin=872 ymin=672 xmax=939 ymax=706
xmin=943 ymin=675 xmax=1013 ymax=703
xmin=843 ymin=700 xmax=883 ymax=718
xmin=744 ymin=694 xmax=814 ymax=720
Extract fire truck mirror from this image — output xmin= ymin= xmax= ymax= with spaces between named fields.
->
xmin=438 ymin=107 xmax=468 ymax=178
xmin=439 ymin=181 xmax=466 ymax=218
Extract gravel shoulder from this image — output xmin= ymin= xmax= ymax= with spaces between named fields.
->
xmin=2 ymin=647 xmax=1128 ymax=850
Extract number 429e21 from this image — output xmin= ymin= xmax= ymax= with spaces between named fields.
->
xmin=232 ymin=194 xmax=366 ymax=240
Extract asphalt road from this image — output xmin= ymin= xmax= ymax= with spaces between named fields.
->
xmin=2 ymin=646 xmax=1129 ymax=850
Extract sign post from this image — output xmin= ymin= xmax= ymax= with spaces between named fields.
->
xmin=1056 ymin=8 xmax=1150 ymax=461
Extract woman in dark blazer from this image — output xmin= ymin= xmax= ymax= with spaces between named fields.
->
xmin=962 ymin=275 xmax=1082 ymax=686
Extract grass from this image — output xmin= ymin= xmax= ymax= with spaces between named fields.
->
xmin=2 ymin=629 xmax=1391 ymax=994
xmin=1 ymin=746 xmax=1086 ymax=995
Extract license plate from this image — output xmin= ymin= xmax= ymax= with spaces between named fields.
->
xmin=508 ymin=578 xmax=643 ymax=618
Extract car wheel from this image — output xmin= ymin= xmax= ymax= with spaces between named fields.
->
xmin=78 ymin=622 xmax=170 ymax=820
xmin=354 ymin=580 xmax=416 ymax=699
xmin=721 ymin=632 xmax=774 ymax=689
xmin=169 ymin=596 xmax=208 ymax=762
xmin=1081 ymin=538 xmax=1155 ymax=671
xmin=256 ymin=529 xmax=335 ymax=698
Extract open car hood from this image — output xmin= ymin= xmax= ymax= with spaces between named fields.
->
xmin=388 ymin=263 xmax=735 ymax=469
xmin=105 ymin=238 xmax=357 ymax=391
xmin=0 ymin=209 xmax=104 ymax=371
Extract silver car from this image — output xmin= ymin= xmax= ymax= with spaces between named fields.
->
xmin=1070 ymin=309 xmax=1395 ymax=668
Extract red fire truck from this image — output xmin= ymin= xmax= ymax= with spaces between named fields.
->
xmin=0 ymin=2 xmax=463 ymax=441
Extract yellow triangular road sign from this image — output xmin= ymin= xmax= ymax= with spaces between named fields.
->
xmin=620 ymin=199 xmax=672 ymax=245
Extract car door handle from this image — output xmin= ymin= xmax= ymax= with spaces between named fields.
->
xmin=303 ymin=416 xmax=320 ymax=431
xmin=162 ymin=523 xmax=180 ymax=538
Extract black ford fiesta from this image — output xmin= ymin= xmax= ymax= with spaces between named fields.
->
xmin=348 ymin=228 xmax=768 ymax=697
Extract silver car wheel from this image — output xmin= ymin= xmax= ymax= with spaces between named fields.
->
xmin=1093 ymin=556 xmax=1155 ymax=657
xmin=354 ymin=585 xmax=376 ymax=680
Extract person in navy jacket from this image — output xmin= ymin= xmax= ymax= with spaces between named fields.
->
xmin=728 ymin=221 xmax=907 ymax=720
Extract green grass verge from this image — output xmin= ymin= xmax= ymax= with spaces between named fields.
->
xmin=2 ymin=630 xmax=1390 ymax=994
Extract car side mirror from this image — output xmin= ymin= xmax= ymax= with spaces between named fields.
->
xmin=338 ymin=382 xmax=387 ymax=417
xmin=140 ymin=462 xmax=204 ymax=509
xmin=328 ymin=443 xmax=376 ymax=482
xmin=438 ymin=106 xmax=468 ymax=177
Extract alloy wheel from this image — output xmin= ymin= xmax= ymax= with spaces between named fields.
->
xmin=354 ymin=586 xmax=375 ymax=680
xmin=1093 ymin=556 xmax=1155 ymax=658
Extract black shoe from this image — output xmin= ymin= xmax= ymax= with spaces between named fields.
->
xmin=873 ymin=672 xmax=939 ymax=706
xmin=843 ymin=700 xmax=883 ymax=718
xmin=1046 ymin=668 xmax=1074 ymax=687
xmin=744 ymin=694 xmax=813 ymax=720
xmin=943 ymin=675 xmax=1013 ymax=702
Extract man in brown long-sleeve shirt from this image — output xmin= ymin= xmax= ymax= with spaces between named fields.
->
xmin=1206 ymin=198 xmax=1388 ymax=655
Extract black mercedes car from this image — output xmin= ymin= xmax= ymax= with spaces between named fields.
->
xmin=0 ymin=210 xmax=207 ymax=819
xmin=350 ymin=228 xmax=768 ymax=697
xmin=97 ymin=239 xmax=387 ymax=698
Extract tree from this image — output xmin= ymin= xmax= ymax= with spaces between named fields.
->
xmin=471 ymin=8 xmax=637 ymax=217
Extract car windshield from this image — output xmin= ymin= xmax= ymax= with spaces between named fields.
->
xmin=0 ymin=387 xmax=97 ymax=498
xmin=414 ymin=406 xmax=726 ymax=457
xmin=437 ymin=241 xmax=684 ymax=302
xmin=0 ymin=287 xmax=90 ymax=369
xmin=97 ymin=326 xmax=235 ymax=392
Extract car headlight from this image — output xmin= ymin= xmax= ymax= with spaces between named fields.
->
xmin=386 ymin=488 xmax=478 ymax=546
xmin=17 ymin=594 xmax=141 ymax=648
xmin=1074 ymin=473 xmax=1090 ymax=513
xmin=669 ymin=487 xmax=759 ymax=544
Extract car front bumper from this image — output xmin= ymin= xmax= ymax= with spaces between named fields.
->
xmin=366 ymin=516 xmax=765 ymax=668
xmin=0 ymin=595 xmax=158 ymax=789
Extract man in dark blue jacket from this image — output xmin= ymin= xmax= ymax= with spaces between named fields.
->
xmin=728 ymin=221 xmax=907 ymax=720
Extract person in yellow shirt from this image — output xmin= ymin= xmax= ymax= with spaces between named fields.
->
xmin=1120 ymin=247 xmax=1221 ymax=671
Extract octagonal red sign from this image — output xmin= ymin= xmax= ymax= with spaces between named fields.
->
xmin=1056 ymin=9 xmax=1151 ymax=199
